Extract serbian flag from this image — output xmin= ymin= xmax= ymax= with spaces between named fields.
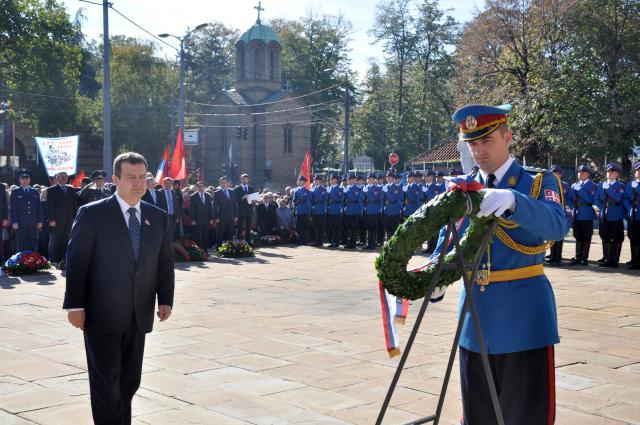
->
xmin=299 ymin=150 xmax=311 ymax=189
xmin=169 ymin=129 xmax=187 ymax=180
xmin=155 ymin=146 xmax=170 ymax=183
xmin=71 ymin=170 xmax=86 ymax=188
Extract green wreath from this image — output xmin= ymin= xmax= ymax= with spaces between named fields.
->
xmin=375 ymin=187 xmax=494 ymax=301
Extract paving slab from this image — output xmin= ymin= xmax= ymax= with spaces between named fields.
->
xmin=0 ymin=238 xmax=638 ymax=424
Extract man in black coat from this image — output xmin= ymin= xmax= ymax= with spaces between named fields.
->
xmin=46 ymin=171 xmax=78 ymax=263
xmin=233 ymin=173 xmax=255 ymax=239
xmin=77 ymin=170 xmax=112 ymax=206
xmin=0 ymin=182 xmax=8 ymax=260
xmin=141 ymin=173 xmax=158 ymax=206
xmin=189 ymin=181 xmax=214 ymax=250
xmin=214 ymin=177 xmax=238 ymax=244
xmin=156 ymin=177 xmax=181 ymax=241
xmin=172 ymin=179 xmax=184 ymax=238
xmin=63 ymin=152 xmax=174 ymax=425
xmin=256 ymin=193 xmax=277 ymax=235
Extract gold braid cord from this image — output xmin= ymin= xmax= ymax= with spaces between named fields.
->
xmin=495 ymin=172 xmax=553 ymax=255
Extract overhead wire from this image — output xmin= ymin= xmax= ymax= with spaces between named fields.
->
xmin=185 ymin=100 xmax=341 ymax=117
xmin=185 ymin=84 xmax=342 ymax=108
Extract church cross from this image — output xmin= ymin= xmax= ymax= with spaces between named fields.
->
xmin=255 ymin=1 xmax=264 ymax=24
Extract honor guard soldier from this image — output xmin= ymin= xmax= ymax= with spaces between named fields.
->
xmin=376 ymin=173 xmax=386 ymax=246
xmin=343 ymin=173 xmax=363 ymax=249
xmin=624 ymin=162 xmax=640 ymax=269
xmin=595 ymin=163 xmax=626 ymax=268
xmin=77 ymin=170 xmax=112 ymax=206
xmin=403 ymin=171 xmax=423 ymax=218
xmin=292 ymin=176 xmax=312 ymax=243
xmin=10 ymin=169 xmax=44 ymax=252
xmin=363 ymin=172 xmax=383 ymax=250
xmin=422 ymin=169 xmax=440 ymax=253
xmin=434 ymin=170 xmax=447 ymax=193
xmin=382 ymin=171 xmax=403 ymax=241
xmin=546 ymin=165 xmax=571 ymax=265
xmin=310 ymin=175 xmax=328 ymax=246
xmin=569 ymin=164 xmax=597 ymax=265
xmin=326 ymin=174 xmax=344 ymax=248
xmin=357 ymin=175 xmax=367 ymax=245
xmin=442 ymin=103 xmax=567 ymax=425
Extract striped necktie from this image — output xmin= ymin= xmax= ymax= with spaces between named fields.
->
xmin=128 ymin=207 xmax=141 ymax=264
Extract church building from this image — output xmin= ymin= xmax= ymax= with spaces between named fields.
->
xmin=197 ymin=5 xmax=311 ymax=190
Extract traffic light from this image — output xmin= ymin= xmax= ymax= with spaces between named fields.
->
xmin=236 ymin=126 xmax=242 ymax=139
xmin=221 ymin=163 xmax=229 ymax=176
xmin=231 ymin=163 xmax=239 ymax=181
xmin=242 ymin=126 xmax=249 ymax=140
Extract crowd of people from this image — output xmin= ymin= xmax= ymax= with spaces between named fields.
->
xmin=1 ymin=159 xmax=638 ymax=271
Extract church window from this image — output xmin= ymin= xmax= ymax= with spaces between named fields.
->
xmin=254 ymin=46 xmax=265 ymax=79
xmin=236 ymin=44 xmax=245 ymax=80
xmin=269 ymin=49 xmax=275 ymax=80
xmin=284 ymin=125 xmax=293 ymax=153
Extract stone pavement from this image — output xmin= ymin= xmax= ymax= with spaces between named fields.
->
xmin=0 ymin=238 xmax=639 ymax=425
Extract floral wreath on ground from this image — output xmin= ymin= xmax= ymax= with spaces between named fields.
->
xmin=2 ymin=251 xmax=52 ymax=275
xmin=216 ymin=239 xmax=254 ymax=258
xmin=172 ymin=238 xmax=208 ymax=262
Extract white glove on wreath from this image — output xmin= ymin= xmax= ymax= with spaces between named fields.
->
xmin=477 ymin=189 xmax=516 ymax=218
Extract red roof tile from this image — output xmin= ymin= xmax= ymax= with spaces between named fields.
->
xmin=410 ymin=139 xmax=460 ymax=164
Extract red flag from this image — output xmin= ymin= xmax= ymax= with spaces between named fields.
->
xmin=300 ymin=150 xmax=311 ymax=189
xmin=169 ymin=130 xmax=187 ymax=180
xmin=71 ymin=170 xmax=86 ymax=188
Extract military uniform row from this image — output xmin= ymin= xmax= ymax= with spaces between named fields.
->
xmin=290 ymin=171 xmax=455 ymax=249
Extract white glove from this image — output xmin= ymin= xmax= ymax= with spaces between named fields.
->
xmin=430 ymin=285 xmax=447 ymax=302
xmin=477 ymin=189 xmax=516 ymax=218
xmin=603 ymin=182 xmax=610 ymax=189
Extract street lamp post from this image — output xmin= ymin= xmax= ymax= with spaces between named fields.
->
xmin=159 ymin=23 xmax=208 ymax=143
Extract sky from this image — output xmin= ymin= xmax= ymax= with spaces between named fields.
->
xmin=63 ymin=0 xmax=482 ymax=82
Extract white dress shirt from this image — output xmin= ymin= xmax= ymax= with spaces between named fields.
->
xmin=479 ymin=157 xmax=514 ymax=187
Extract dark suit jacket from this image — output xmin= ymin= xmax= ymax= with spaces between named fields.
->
xmin=213 ymin=188 xmax=238 ymax=221
xmin=0 ymin=184 xmax=8 ymax=221
xmin=63 ymin=196 xmax=175 ymax=334
xmin=142 ymin=188 xmax=158 ymax=206
xmin=257 ymin=202 xmax=277 ymax=235
xmin=189 ymin=192 xmax=213 ymax=224
xmin=156 ymin=188 xmax=182 ymax=219
xmin=46 ymin=184 xmax=78 ymax=225
xmin=234 ymin=185 xmax=255 ymax=217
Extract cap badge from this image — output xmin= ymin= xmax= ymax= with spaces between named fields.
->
xmin=465 ymin=115 xmax=477 ymax=130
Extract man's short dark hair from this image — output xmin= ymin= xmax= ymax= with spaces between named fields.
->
xmin=113 ymin=152 xmax=148 ymax=177
xmin=219 ymin=176 xmax=228 ymax=183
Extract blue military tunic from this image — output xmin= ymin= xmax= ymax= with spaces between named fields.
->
xmin=383 ymin=183 xmax=404 ymax=216
xmin=569 ymin=179 xmax=597 ymax=221
xmin=311 ymin=185 xmax=328 ymax=215
xmin=403 ymin=183 xmax=423 ymax=216
xmin=363 ymin=184 xmax=383 ymax=215
xmin=343 ymin=185 xmax=364 ymax=216
xmin=292 ymin=187 xmax=312 ymax=215
xmin=10 ymin=186 xmax=44 ymax=228
xmin=423 ymin=182 xmax=441 ymax=203
xmin=327 ymin=185 xmax=344 ymax=216
xmin=595 ymin=181 xmax=626 ymax=221
xmin=450 ymin=161 xmax=568 ymax=354
xmin=624 ymin=179 xmax=640 ymax=221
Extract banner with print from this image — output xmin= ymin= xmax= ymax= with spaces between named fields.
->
xmin=35 ymin=135 xmax=79 ymax=176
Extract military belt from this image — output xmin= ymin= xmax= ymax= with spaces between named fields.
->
xmin=468 ymin=264 xmax=545 ymax=290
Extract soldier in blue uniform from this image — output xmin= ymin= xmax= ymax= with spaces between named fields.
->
xmin=310 ymin=175 xmax=328 ymax=246
xmin=356 ymin=175 xmax=367 ymax=246
xmin=402 ymin=171 xmax=423 ymax=218
xmin=292 ymin=176 xmax=312 ymax=244
xmin=363 ymin=172 xmax=383 ymax=250
xmin=546 ymin=165 xmax=572 ymax=265
xmin=10 ymin=169 xmax=44 ymax=252
xmin=434 ymin=170 xmax=447 ymax=193
xmin=624 ymin=162 xmax=640 ymax=269
xmin=423 ymin=169 xmax=441 ymax=253
xmin=568 ymin=164 xmax=597 ymax=265
xmin=343 ymin=173 xmax=363 ymax=249
xmin=441 ymin=103 xmax=567 ymax=425
xmin=382 ymin=171 xmax=403 ymax=242
xmin=595 ymin=163 xmax=626 ymax=268
xmin=376 ymin=173 xmax=386 ymax=246
xmin=326 ymin=174 xmax=344 ymax=248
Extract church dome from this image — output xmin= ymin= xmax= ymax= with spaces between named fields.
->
xmin=238 ymin=22 xmax=280 ymax=46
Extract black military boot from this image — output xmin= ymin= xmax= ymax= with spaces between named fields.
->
xmin=608 ymin=242 xmax=622 ymax=268
xmin=569 ymin=242 xmax=582 ymax=265
xmin=581 ymin=240 xmax=592 ymax=265
xmin=629 ymin=246 xmax=640 ymax=270
xmin=598 ymin=243 xmax=611 ymax=267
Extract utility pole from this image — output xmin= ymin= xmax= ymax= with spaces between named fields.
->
xmin=102 ymin=1 xmax=112 ymax=177
xmin=343 ymin=79 xmax=350 ymax=174
xmin=177 ymin=38 xmax=186 ymax=135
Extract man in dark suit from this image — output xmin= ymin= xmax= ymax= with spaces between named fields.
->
xmin=172 ymin=179 xmax=184 ymax=238
xmin=46 ymin=171 xmax=78 ymax=263
xmin=189 ymin=181 xmax=214 ymax=249
xmin=0 ymin=182 xmax=8 ymax=260
xmin=141 ymin=173 xmax=158 ymax=206
xmin=234 ymin=173 xmax=255 ymax=239
xmin=63 ymin=152 xmax=174 ymax=425
xmin=256 ymin=192 xmax=277 ymax=235
xmin=214 ymin=177 xmax=238 ymax=244
xmin=77 ymin=170 xmax=112 ymax=206
xmin=156 ymin=177 xmax=181 ymax=241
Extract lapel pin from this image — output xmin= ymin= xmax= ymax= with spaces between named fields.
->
xmin=144 ymin=219 xmax=151 ymax=226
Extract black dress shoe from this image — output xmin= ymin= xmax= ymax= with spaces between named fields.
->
xmin=580 ymin=259 xmax=589 ymax=266
xmin=569 ymin=258 xmax=580 ymax=265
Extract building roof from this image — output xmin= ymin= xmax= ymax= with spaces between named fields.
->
xmin=410 ymin=139 xmax=460 ymax=164
xmin=238 ymin=22 xmax=281 ymax=46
